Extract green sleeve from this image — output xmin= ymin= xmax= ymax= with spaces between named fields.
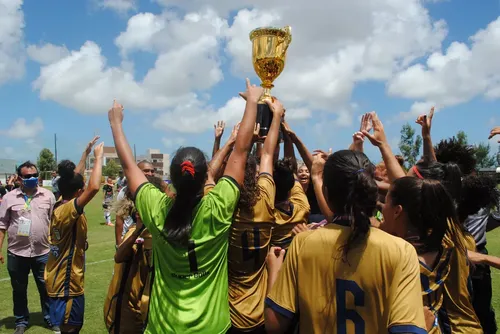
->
xmin=204 ymin=177 xmax=240 ymax=226
xmin=135 ymin=183 xmax=172 ymax=233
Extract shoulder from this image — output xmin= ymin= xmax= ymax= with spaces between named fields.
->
xmin=2 ymin=189 xmax=20 ymax=201
xmin=38 ymin=187 xmax=53 ymax=196
xmin=369 ymin=228 xmax=417 ymax=262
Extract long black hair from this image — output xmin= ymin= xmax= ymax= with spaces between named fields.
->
xmin=434 ymin=137 xmax=477 ymax=175
xmin=57 ymin=160 xmax=84 ymax=200
xmin=238 ymin=155 xmax=259 ymax=215
xmin=459 ymin=175 xmax=500 ymax=222
xmin=163 ymin=147 xmax=207 ymax=246
xmin=274 ymin=158 xmax=295 ymax=202
xmin=389 ymin=177 xmax=466 ymax=255
xmin=323 ymin=150 xmax=377 ymax=258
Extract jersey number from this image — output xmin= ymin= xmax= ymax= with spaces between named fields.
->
xmin=187 ymin=240 xmax=198 ymax=273
xmin=241 ymin=228 xmax=260 ymax=270
xmin=336 ymin=279 xmax=365 ymax=334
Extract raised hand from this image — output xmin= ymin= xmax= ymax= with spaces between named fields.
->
xmin=214 ymin=121 xmax=225 ymax=139
xmin=489 ymin=126 xmax=500 ymax=141
xmin=253 ymin=123 xmax=263 ymax=142
xmin=108 ymin=100 xmax=124 ymax=125
xmin=94 ymin=142 xmax=104 ymax=158
xmin=360 ymin=112 xmax=373 ymax=133
xmin=362 ymin=112 xmax=387 ymax=147
xmin=229 ymin=122 xmax=240 ymax=142
xmin=352 ymin=131 xmax=365 ymax=146
xmin=416 ymin=107 xmax=435 ymax=137
xmin=292 ymin=223 xmax=309 ymax=236
xmin=281 ymin=119 xmax=295 ymax=137
xmin=265 ymin=96 xmax=285 ymax=118
xmin=239 ymin=78 xmax=264 ymax=104
xmin=85 ymin=136 xmax=100 ymax=156
xmin=312 ymin=151 xmax=328 ymax=179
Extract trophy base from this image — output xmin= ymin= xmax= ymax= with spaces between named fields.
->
xmin=256 ymin=102 xmax=283 ymax=142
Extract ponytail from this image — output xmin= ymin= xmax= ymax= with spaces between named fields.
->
xmin=163 ymin=148 xmax=207 ymax=246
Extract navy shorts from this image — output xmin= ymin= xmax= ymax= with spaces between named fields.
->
xmin=49 ymin=295 xmax=85 ymax=327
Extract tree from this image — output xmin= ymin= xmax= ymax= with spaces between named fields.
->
xmin=475 ymin=143 xmax=496 ymax=168
xmin=457 ymin=131 xmax=468 ymax=145
xmin=398 ymin=123 xmax=422 ymax=169
xmin=102 ymin=159 xmax=121 ymax=177
xmin=37 ymin=148 xmax=56 ymax=172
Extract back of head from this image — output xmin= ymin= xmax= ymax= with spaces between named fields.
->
xmin=57 ymin=160 xmax=84 ymax=199
xmin=415 ymin=161 xmax=462 ymax=202
xmin=459 ymin=175 xmax=500 ymax=222
xmin=114 ymin=175 xmax=165 ymax=218
xmin=390 ymin=177 xmax=461 ymax=253
xmin=273 ymin=158 xmax=295 ymax=202
xmin=323 ymin=150 xmax=377 ymax=256
xmin=165 ymin=147 xmax=207 ymax=245
xmin=238 ymin=155 xmax=259 ymax=214
xmin=435 ymin=137 xmax=477 ymax=175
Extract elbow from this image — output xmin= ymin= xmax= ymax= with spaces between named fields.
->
xmin=264 ymin=308 xmax=286 ymax=334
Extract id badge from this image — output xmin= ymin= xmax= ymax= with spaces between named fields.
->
xmin=17 ymin=217 xmax=32 ymax=236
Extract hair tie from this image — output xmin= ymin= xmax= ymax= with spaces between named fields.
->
xmin=181 ymin=161 xmax=195 ymax=178
xmin=353 ymin=168 xmax=365 ymax=174
xmin=412 ymin=165 xmax=424 ymax=180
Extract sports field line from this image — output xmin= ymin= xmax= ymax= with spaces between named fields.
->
xmin=0 ymin=258 xmax=113 ymax=283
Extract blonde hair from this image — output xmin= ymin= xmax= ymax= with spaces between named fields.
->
xmin=112 ymin=192 xmax=135 ymax=218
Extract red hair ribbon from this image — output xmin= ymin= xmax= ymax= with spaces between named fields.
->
xmin=181 ymin=161 xmax=195 ymax=178
xmin=412 ymin=165 xmax=424 ymax=180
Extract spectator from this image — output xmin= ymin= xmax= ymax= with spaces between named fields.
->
xmin=51 ymin=171 xmax=60 ymax=200
xmin=0 ymin=161 xmax=56 ymax=334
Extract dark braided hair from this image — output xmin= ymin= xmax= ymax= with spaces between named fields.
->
xmin=435 ymin=137 xmax=477 ymax=175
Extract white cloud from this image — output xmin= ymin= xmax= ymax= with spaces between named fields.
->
xmin=30 ymin=0 xmax=452 ymax=133
xmin=97 ymin=0 xmax=136 ymax=13
xmin=162 ymin=137 xmax=186 ymax=148
xmin=0 ymin=117 xmax=44 ymax=139
xmin=27 ymin=43 xmax=69 ymax=65
xmin=388 ymin=17 xmax=500 ymax=113
xmin=0 ymin=0 xmax=25 ymax=85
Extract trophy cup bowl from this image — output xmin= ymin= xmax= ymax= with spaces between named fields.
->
xmin=249 ymin=26 xmax=292 ymax=137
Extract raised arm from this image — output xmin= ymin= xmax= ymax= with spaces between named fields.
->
xmin=223 ymin=79 xmax=263 ymax=185
xmin=115 ymin=218 xmax=145 ymax=263
xmin=76 ymin=143 xmax=104 ymax=209
xmin=311 ymin=152 xmax=333 ymax=221
xmin=416 ymin=107 xmax=436 ymax=162
xmin=363 ymin=112 xmax=406 ymax=182
xmin=259 ymin=99 xmax=285 ymax=175
xmin=349 ymin=113 xmax=372 ymax=152
xmin=212 ymin=121 xmax=225 ymax=158
xmin=207 ymin=123 xmax=238 ymax=185
xmin=286 ymin=129 xmax=313 ymax=171
xmin=75 ymin=136 xmax=100 ymax=175
xmin=281 ymin=120 xmax=297 ymax=173
xmin=109 ymin=101 xmax=148 ymax=195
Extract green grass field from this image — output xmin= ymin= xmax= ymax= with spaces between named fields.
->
xmin=1 ymin=192 xmax=500 ymax=333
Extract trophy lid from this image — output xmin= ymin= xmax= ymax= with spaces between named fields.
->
xmin=249 ymin=26 xmax=292 ymax=41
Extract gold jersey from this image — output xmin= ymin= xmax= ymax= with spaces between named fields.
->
xmin=273 ymin=181 xmax=310 ymax=250
xmin=267 ymin=222 xmax=426 ymax=334
xmin=229 ymin=173 xmax=276 ymax=330
xmin=45 ymin=199 xmax=87 ymax=297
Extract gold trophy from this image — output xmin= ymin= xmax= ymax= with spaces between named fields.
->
xmin=249 ymin=26 xmax=292 ymax=137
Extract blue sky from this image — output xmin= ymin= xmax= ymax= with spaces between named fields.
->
xmin=1 ymin=0 xmax=500 ymax=167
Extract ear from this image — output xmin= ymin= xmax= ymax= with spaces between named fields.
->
xmin=393 ymin=204 xmax=403 ymax=220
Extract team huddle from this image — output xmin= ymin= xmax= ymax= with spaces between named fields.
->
xmin=2 ymin=78 xmax=500 ymax=334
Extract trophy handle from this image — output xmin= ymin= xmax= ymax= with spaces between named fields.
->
xmin=278 ymin=26 xmax=292 ymax=58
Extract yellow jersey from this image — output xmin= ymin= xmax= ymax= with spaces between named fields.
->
xmin=273 ymin=181 xmax=310 ymax=250
xmin=267 ymin=221 xmax=427 ymax=334
xmin=45 ymin=199 xmax=87 ymax=297
xmin=440 ymin=226 xmax=482 ymax=333
xmin=419 ymin=247 xmax=453 ymax=334
xmin=229 ymin=173 xmax=275 ymax=330
xmin=104 ymin=226 xmax=153 ymax=333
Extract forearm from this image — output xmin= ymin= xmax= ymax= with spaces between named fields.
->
xmin=349 ymin=141 xmax=363 ymax=153
xmin=283 ymin=132 xmax=297 ymax=171
xmin=379 ymin=144 xmax=406 ymax=182
xmin=291 ymin=134 xmax=313 ymax=171
xmin=110 ymin=123 xmax=136 ymax=173
xmin=115 ymin=216 xmax=124 ymax=246
xmin=209 ymin=138 xmax=235 ymax=179
xmin=423 ymin=135 xmax=437 ymax=162
xmin=234 ymin=101 xmax=258 ymax=155
xmin=114 ymin=229 xmax=142 ymax=263
xmin=75 ymin=151 xmax=88 ymax=175
xmin=263 ymin=116 xmax=281 ymax=158
xmin=89 ymin=157 xmax=103 ymax=192
xmin=0 ymin=229 xmax=5 ymax=250
xmin=312 ymin=176 xmax=333 ymax=221
xmin=212 ymin=137 xmax=222 ymax=158
xmin=266 ymin=269 xmax=280 ymax=295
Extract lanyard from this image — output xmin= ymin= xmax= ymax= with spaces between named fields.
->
xmin=23 ymin=195 xmax=33 ymax=210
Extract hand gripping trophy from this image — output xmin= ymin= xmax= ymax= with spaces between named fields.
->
xmin=249 ymin=26 xmax=292 ymax=137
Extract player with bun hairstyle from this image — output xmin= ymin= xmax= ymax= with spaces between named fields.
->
xmin=109 ymin=78 xmax=264 ymax=334
xmin=265 ymin=149 xmax=426 ymax=333
xmin=45 ymin=139 xmax=103 ymax=334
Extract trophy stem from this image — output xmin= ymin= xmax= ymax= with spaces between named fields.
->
xmin=259 ymin=86 xmax=273 ymax=102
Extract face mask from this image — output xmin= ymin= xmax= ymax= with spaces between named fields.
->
xmin=22 ymin=177 xmax=38 ymax=189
